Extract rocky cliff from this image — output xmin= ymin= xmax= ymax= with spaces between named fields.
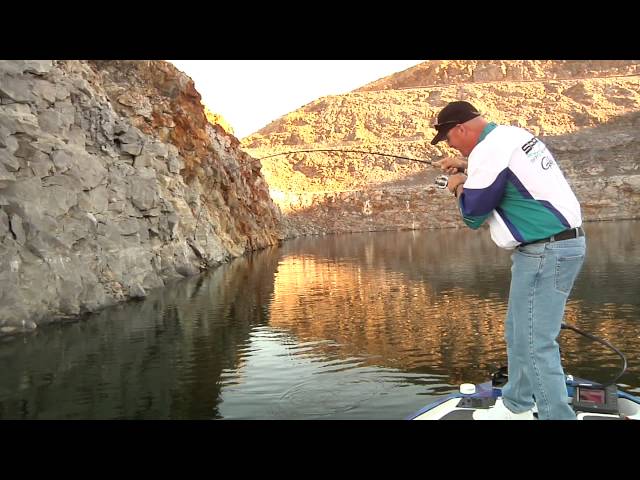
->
xmin=0 ymin=60 xmax=283 ymax=334
xmin=242 ymin=60 xmax=640 ymax=236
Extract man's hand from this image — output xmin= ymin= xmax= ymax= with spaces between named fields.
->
xmin=447 ymin=173 xmax=467 ymax=195
xmin=434 ymin=157 xmax=468 ymax=175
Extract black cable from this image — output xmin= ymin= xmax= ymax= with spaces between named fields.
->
xmin=561 ymin=322 xmax=628 ymax=387
xmin=255 ymin=148 xmax=436 ymax=166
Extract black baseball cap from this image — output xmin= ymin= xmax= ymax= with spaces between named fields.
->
xmin=430 ymin=101 xmax=482 ymax=145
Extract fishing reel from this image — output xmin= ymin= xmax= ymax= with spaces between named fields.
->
xmin=434 ymin=174 xmax=449 ymax=190
xmin=435 ymin=168 xmax=466 ymax=190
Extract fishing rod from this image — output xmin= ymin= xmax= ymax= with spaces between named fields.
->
xmin=561 ymin=322 xmax=628 ymax=387
xmin=255 ymin=148 xmax=437 ymax=166
xmin=254 ymin=148 xmax=460 ymax=189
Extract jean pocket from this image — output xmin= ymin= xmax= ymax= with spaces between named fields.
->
xmin=517 ymin=245 xmax=544 ymax=258
xmin=554 ymin=254 xmax=585 ymax=295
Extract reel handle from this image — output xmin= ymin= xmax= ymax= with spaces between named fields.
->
xmin=434 ymin=175 xmax=449 ymax=189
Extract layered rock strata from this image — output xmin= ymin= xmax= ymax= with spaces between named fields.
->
xmin=0 ymin=60 xmax=283 ymax=333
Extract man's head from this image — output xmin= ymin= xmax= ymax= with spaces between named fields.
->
xmin=431 ymin=101 xmax=488 ymax=156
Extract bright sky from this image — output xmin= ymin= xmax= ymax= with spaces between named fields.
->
xmin=169 ymin=60 xmax=424 ymax=139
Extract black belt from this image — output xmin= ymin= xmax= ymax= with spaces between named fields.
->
xmin=521 ymin=227 xmax=584 ymax=247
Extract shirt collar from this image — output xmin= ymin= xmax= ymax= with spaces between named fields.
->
xmin=478 ymin=122 xmax=498 ymax=144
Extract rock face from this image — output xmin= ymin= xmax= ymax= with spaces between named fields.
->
xmin=242 ymin=61 xmax=640 ymax=235
xmin=0 ymin=60 xmax=283 ymax=334
xmin=355 ymin=60 xmax=640 ymax=91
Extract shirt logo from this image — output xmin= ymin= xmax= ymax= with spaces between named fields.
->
xmin=541 ymin=156 xmax=555 ymax=170
xmin=521 ymin=137 xmax=539 ymax=155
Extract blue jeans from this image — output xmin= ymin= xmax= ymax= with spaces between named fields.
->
xmin=501 ymin=236 xmax=586 ymax=420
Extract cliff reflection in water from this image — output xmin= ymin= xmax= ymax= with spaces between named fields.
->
xmin=270 ymin=221 xmax=639 ymax=389
xmin=0 ymin=221 xmax=638 ymax=419
xmin=269 ymin=240 xmax=511 ymax=385
xmin=0 ymin=250 xmax=281 ymax=419
xmin=269 ymin=221 xmax=639 ymax=390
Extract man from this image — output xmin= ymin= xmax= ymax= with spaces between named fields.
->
xmin=432 ymin=101 xmax=586 ymax=420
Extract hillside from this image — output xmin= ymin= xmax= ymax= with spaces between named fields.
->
xmin=241 ymin=60 xmax=640 ymax=235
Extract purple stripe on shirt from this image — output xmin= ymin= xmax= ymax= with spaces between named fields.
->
xmin=460 ymin=168 xmax=508 ymax=217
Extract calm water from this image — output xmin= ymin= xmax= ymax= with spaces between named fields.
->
xmin=1 ymin=221 xmax=639 ymax=419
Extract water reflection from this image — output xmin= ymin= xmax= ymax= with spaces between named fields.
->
xmin=270 ymin=222 xmax=639 ymax=390
xmin=0 ymin=251 xmax=280 ymax=419
xmin=0 ymin=221 xmax=638 ymax=419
